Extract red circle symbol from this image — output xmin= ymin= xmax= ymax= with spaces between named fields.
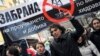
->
xmin=43 ymin=0 xmax=75 ymax=23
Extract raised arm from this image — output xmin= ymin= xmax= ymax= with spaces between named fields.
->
xmin=70 ymin=18 xmax=84 ymax=39
xmin=64 ymin=13 xmax=84 ymax=40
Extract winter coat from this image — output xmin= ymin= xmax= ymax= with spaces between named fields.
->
xmin=78 ymin=40 xmax=100 ymax=56
xmin=90 ymin=29 xmax=100 ymax=52
xmin=36 ymin=50 xmax=50 ymax=56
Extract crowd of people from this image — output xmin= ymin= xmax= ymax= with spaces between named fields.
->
xmin=1 ymin=13 xmax=100 ymax=56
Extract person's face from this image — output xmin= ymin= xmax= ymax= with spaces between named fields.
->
xmin=6 ymin=50 xmax=13 ymax=56
xmin=36 ymin=44 xmax=45 ymax=54
xmin=50 ymin=28 xmax=62 ymax=39
xmin=93 ymin=19 xmax=100 ymax=30
xmin=77 ymin=37 xmax=83 ymax=43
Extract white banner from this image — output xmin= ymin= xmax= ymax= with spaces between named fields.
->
xmin=0 ymin=0 xmax=69 ymax=28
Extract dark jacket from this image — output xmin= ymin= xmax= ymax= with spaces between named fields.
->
xmin=50 ymin=18 xmax=84 ymax=56
xmin=90 ymin=29 xmax=100 ymax=52
xmin=36 ymin=50 xmax=50 ymax=56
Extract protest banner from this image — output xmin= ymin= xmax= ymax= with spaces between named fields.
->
xmin=43 ymin=0 xmax=100 ymax=23
xmin=0 ymin=0 xmax=100 ymax=41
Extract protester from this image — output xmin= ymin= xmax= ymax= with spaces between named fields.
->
xmin=6 ymin=46 xmax=20 ymax=56
xmin=49 ymin=13 xmax=84 ymax=56
xmin=77 ymin=29 xmax=100 ymax=56
xmin=35 ymin=42 xmax=50 ymax=56
xmin=11 ymin=43 xmax=22 ymax=56
xmin=89 ymin=18 xmax=100 ymax=52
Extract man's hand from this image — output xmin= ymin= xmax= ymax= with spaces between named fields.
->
xmin=64 ymin=12 xmax=74 ymax=19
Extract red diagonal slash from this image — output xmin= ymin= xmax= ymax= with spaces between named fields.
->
xmin=42 ymin=0 xmax=75 ymax=23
